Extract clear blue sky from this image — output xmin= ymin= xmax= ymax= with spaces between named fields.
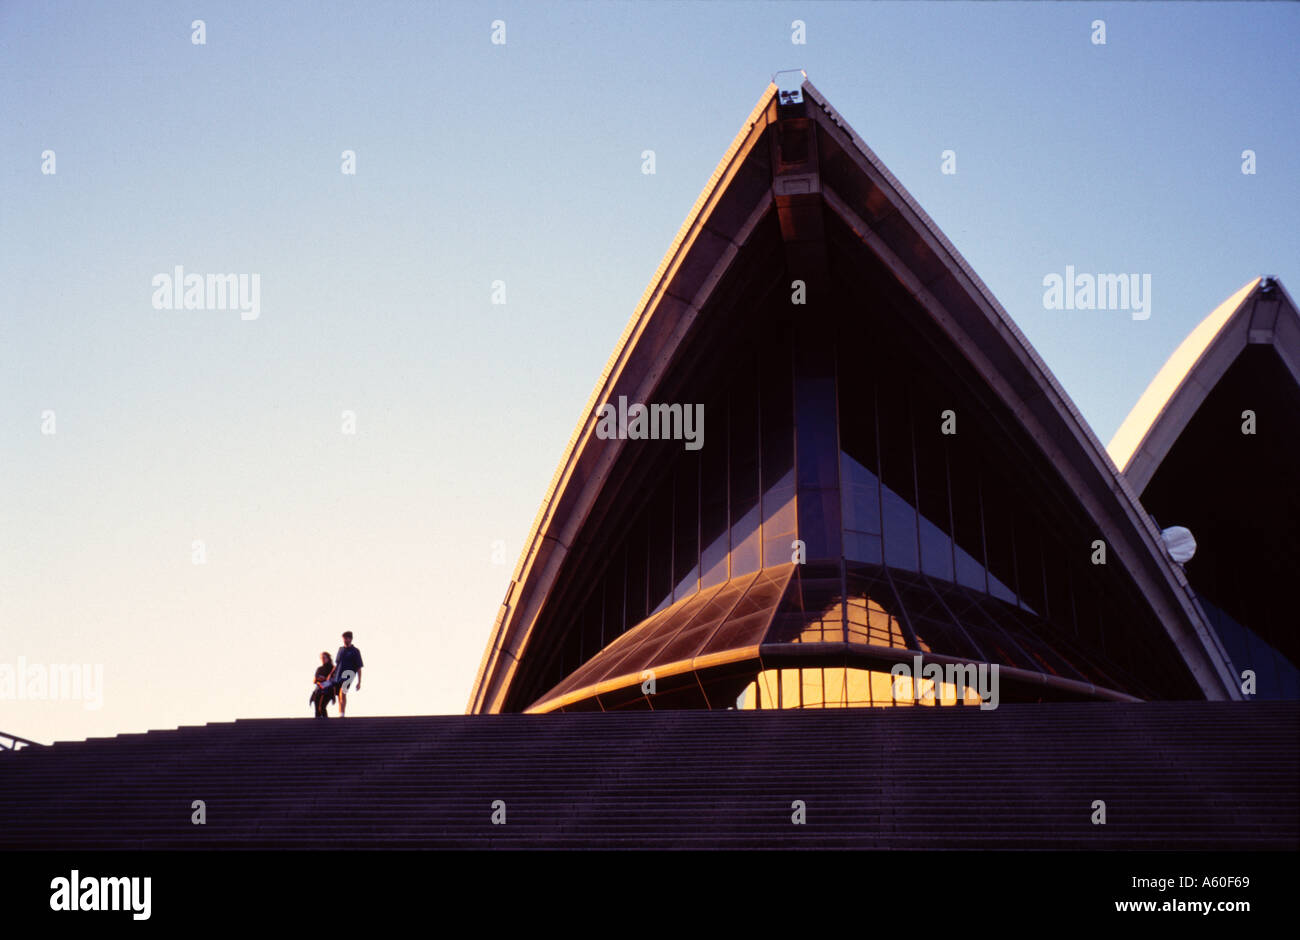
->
xmin=2 ymin=1 xmax=1297 ymax=743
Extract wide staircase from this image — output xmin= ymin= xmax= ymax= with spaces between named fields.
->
xmin=1 ymin=702 xmax=1296 ymax=849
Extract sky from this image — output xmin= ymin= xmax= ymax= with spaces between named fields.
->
xmin=2 ymin=1 xmax=1297 ymax=744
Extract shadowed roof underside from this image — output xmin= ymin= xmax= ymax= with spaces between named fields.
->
xmin=1109 ymin=277 xmax=1300 ymax=494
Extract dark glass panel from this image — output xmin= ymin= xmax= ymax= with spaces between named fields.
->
xmin=987 ymin=569 xmax=1017 ymax=608
xmin=982 ymin=590 xmax=1094 ymax=681
xmin=654 ymin=581 xmax=747 ymax=666
xmin=1040 ymin=633 xmax=1121 ymax=688
xmin=911 ymin=380 xmax=955 ymax=583
xmin=537 ymin=607 xmax=651 ymax=703
xmin=647 ymin=480 xmax=674 ymax=614
xmin=940 ymin=585 xmax=1034 ymax=671
xmin=799 ymin=488 xmax=841 ymax=564
xmin=954 ymin=577 xmax=1144 ymax=691
xmin=843 ymin=528 xmax=883 ymax=566
xmin=673 ymin=451 xmax=700 ymax=600
xmin=1054 ymin=637 xmax=1127 ymax=691
xmin=699 ymin=389 xmax=729 ymax=588
xmin=592 ymin=587 xmax=720 ymax=684
xmin=836 ymin=354 xmax=879 ymax=472
xmin=767 ymin=566 xmax=846 ymax=644
xmin=840 ymin=453 xmax=882 ymax=537
xmin=888 ymin=571 xmax=981 ymax=660
xmin=838 ymin=358 xmax=883 ymax=563
xmin=994 ymin=602 xmax=1086 ymax=681
xmin=953 ymin=542 xmax=985 ymax=593
xmin=602 ymin=546 xmax=626 ymax=647
xmin=699 ymin=566 xmax=792 ymax=656
xmin=760 ymin=333 xmax=797 ymax=567
xmin=979 ymin=456 xmax=1019 ymax=604
xmin=555 ymin=604 xmax=675 ymax=696
xmin=623 ymin=514 xmax=648 ymax=630
xmin=881 ymin=484 xmax=919 ymax=573
xmin=761 ymin=497 xmax=797 ymax=569
xmin=793 ymin=347 xmax=840 ymax=560
xmin=729 ymin=374 xmax=762 ymax=576
xmin=916 ymin=573 xmax=989 ymax=661
xmin=1097 ymin=591 xmax=1142 ymax=676
xmin=572 ymin=586 xmax=604 ymax=675
xmin=846 ymin=561 xmax=916 ymax=647
xmin=707 ymin=612 xmax=777 ymax=657
xmin=590 ymin=583 xmax=608 ymax=665
xmin=732 ymin=506 xmax=762 ymax=576
xmin=764 ymin=529 xmax=800 ymax=569
xmin=761 ymin=499 xmax=797 ymax=568
xmin=876 ymin=375 xmax=919 ymax=572
xmin=844 ymin=569 xmax=908 ymax=648
xmin=795 ymin=374 xmax=838 ymax=492
xmin=727 ymin=566 xmax=790 ymax=622
xmin=1012 ymin=506 xmax=1045 ymax=616
xmin=947 ymin=437 xmax=987 ymax=592
xmin=1041 ymin=535 xmax=1076 ymax=635
xmin=917 ymin=511 xmax=955 ymax=584
xmin=1070 ymin=573 xmax=1104 ymax=657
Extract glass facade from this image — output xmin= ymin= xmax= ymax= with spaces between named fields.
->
xmin=516 ymin=258 xmax=1187 ymax=713
xmin=738 ymin=667 xmax=983 ymax=709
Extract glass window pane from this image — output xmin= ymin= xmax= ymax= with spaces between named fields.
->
xmin=1013 ymin=507 xmax=1045 ymax=616
xmin=673 ymin=452 xmax=700 ymax=600
xmin=602 ymin=546 xmax=625 ymax=646
xmin=624 ymin=515 xmax=648 ymax=630
xmin=595 ymin=587 xmax=718 ymax=684
xmin=918 ymin=512 xmax=954 ymax=583
xmin=844 ymin=529 xmax=883 ymax=565
xmin=761 ymin=335 xmax=796 ymax=521
xmin=841 ymin=452 xmax=882 ymax=537
xmin=699 ymin=391 xmax=729 ymax=588
xmin=794 ymin=364 xmax=840 ymax=560
xmin=947 ymin=436 xmax=986 ymax=591
xmin=795 ymin=372 xmax=838 ymax=492
xmin=655 ymin=582 xmax=742 ymax=665
xmin=979 ymin=457 xmax=1018 ymax=604
xmin=881 ymin=484 xmax=919 ymax=572
xmin=911 ymin=380 xmax=955 ymax=583
xmin=877 ymin=376 xmax=919 ymax=572
xmin=648 ymin=481 xmax=674 ymax=613
xmin=730 ymin=374 xmax=761 ymax=575
xmin=890 ymin=571 xmax=981 ymax=659
xmin=698 ymin=567 xmax=790 ymax=656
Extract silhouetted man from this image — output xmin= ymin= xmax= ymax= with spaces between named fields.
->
xmin=328 ymin=631 xmax=364 ymax=717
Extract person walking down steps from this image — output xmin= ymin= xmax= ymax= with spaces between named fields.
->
xmin=309 ymin=651 xmax=336 ymax=719
xmin=326 ymin=631 xmax=364 ymax=718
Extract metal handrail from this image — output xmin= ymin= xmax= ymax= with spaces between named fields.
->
xmin=0 ymin=730 xmax=42 ymax=751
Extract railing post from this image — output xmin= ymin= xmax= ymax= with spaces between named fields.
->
xmin=0 ymin=731 xmax=42 ymax=751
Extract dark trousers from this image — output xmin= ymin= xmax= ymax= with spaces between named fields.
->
xmin=311 ymin=688 xmax=332 ymax=718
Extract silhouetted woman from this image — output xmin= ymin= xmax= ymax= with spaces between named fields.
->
xmin=310 ymin=652 xmax=336 ymax=718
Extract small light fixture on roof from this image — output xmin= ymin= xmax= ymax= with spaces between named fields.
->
xmin=1160 ymin=526 xmax=1197 ymax=564
xmin=773 ymin=69 xmax=807 ymax=105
